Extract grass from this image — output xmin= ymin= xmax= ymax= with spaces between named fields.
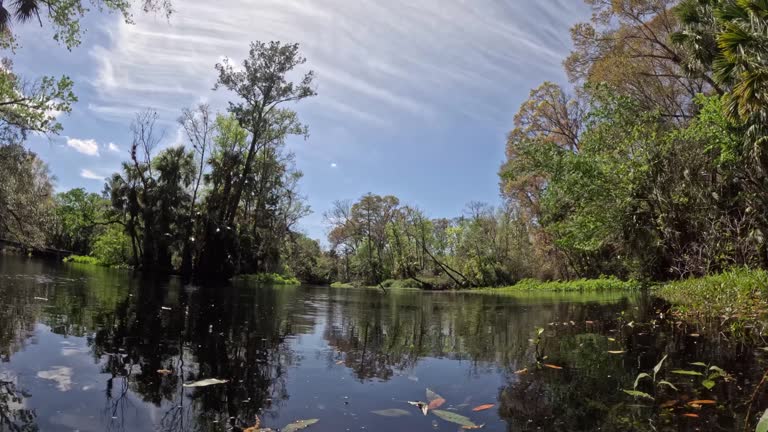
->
xmin=63 ymin=255 xmax=104 ymax=266
xmin=235 ymin=273 xmax=301 ymax=285
xmin=478 ymin=276 xmax=642 ymax=293
xmin=330 ymin=282 xmax=356 ymax=288
xmin=657 ymin=268 xmax=768 ymax=321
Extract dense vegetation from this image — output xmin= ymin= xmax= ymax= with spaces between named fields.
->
xmin=2 ymin=0 xmax=768 ymax=291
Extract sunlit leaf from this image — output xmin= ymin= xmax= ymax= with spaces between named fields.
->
xmin=622 ymin=389 xmax=654 ymax=400
xmin=701 ymin=379 xmax=716 ymax=390
xmin=372 ymin=409 xmax=411 ymax=417
xmin=542 ymin=364 xmax=562 ymax=370
xmin=472 ymin=404 xmax=495 ymax=412
xmin=183 ymin=378 xmax=228 ymax=388
xmin=690 ymin=362 xmax=707 ymax=367
xmin=634 ymin=373 xmax=651 ymax=390
xmin=658 ymin=380 xmax=678 ymax=391
xmin=688 ymin=400 xmax=716 ymax=405
xmin=514 ymin=368 xmax=528 ymax=374
xmin=671 ymin=370 xmax=703 ymax=376
xmin=607 ymin=350 xmax=626 ymax=354
xmin=432 ymin=410 xmax=480 ymax=428
xmin=608 ymin=337 xmax=616 ymax=342
xmin=653 ymin=355 xmax=668 ymax=380
xmin=756 ymin=408 xmax=768 ymax=432
xmin=426 ymin=389 xmax=446 ymax=409
xmin=682 ymin=413 xmax=699 ymax=418
xmin=282 ymin=419 xmax=319 ymax=432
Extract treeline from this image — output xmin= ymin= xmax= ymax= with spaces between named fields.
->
xmin=497 ymin=0 xmax=768 ymax=281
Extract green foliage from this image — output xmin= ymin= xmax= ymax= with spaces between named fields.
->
xmin=63 ymin=255 xmax=103 ymax=266
xmin=658 ymin=268 xmax=768 ymax=319
xmin=483 ymin=276 xmax=642 ymax=293
xmin=235 ymin=273 xmax=300 ymax=286
xmin=90 ymin=224 xmax=132 ymax=267
xmin=51 ymin=188 xmax=108 ymax=254
xmin=330 ymin=282 xmax=355 ymax=288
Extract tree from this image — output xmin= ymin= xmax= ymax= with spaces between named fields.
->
xmin=51 ymin=188 xmax=109 ymax=254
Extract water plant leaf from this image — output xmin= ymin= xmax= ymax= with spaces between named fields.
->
xmin=671 ymin=370 xmax=703 ymax=376
xmin=607 ymin=350 xmax=626 ymax=354
xmin=472 ymin=404 xmax=495 ymax=412
xmin=688 ymin=400 xmax=716 ymax=405
xmin=658 ymin=380 xmax=678 ymax=391
xmin=701 ymin=379 xmax=716 ymax=389
xmin=756 ymin=408 xmax=768 ymax=432
xmin=426 ymin=389 xmax=446 ymax=409
xmin=634 ymin=373 xmax=651 ymax=390
xmin=282 ymin=419 xmax=319 ymax=432
xmin=461 ymin=424 xmax=485 ymax=430
xmin=432 ymin=410 xmax=479 ymax=428
xmin=653 ymin=355 xmax=668 ymax=380
xmin=690 ymin=362 xmax=707 ymax=367
xmin=407 ymin=401 xmax=429 ymax=415
xmin=542 ymin=364 xmax=562 ymax=370
xmin=183 ymin=378 xmax=228 ymax=388
xmin=372 ymin=409 xmax=411 ymax=417
xmin=622 ymin=389 xmax=654 ymax=400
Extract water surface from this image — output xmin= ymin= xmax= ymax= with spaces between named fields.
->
xmin=0 ymin=255 xmax=766 ymax=431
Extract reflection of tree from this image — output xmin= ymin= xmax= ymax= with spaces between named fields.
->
xmin=0 ymin=376 xmax=36 ymax=432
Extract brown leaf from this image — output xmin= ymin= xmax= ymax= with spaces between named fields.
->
xmin=514 ymin=368 xmax=528 ymax=375
xmin=428 ymin=397 xmax=446 ymax=410
xmin=157 ymin=369 xmax=172 ymax=375
xmin=687 ymin=400 xmax=716 ymax=405
xmin=660 ymin=400 xmax=678 ymax=409
xmin=682 ymin=413 xmax=699 ymax=418
xmin=472 ymin=404 xmax=495 ymax=412
xmin=462 ymin=424 xmax=485 ymax=430
xmin=543 ymin=364 xmax=563 ymax=370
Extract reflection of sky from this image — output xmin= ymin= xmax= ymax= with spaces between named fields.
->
xmin=12 ymin=0 xmax=591 ymax=240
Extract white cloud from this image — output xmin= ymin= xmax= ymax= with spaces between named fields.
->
xmin=80 ymin=169 xmax=104 ymax=180
xmin=108 ymin=142 xmax=120 ymax=152
xmin=66 ymin=138 xmax=100 ymax=156
xmin=87 ymin=0 xmax=588 ymax=125
xmin=330 ymin=163 xmax=337 ymax=168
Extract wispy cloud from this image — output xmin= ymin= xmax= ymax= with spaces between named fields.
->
xmin=80 ymin=169 xmax=104 ymax=180
xmin=108 ymin=142 xmax=120 ymax=152
xmin=66 ymin=138 xmax=100 ymax=156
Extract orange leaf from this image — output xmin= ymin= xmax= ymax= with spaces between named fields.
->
xmin=428 ymin=397 xmax=446 ymax=410
xmin=472 ymin=404 xmax=495 ymax=412
xmin=687 ymin=400 xmax=716 ymax=405
xmin=543 ymin=364 xmax=563 ymax=370
xmin=682 ymin=413 xmax=699 ymax=418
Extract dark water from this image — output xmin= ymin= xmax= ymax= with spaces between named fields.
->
xmin=1 ymin=255 xmax=767 ymax=432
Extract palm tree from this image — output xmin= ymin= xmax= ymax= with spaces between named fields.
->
xmin=0 ymin=0 xmax=42 ymax=33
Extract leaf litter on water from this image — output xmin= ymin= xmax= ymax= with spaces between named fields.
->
xmin=426 ymin=388 xmax=446 ymax=409
xmin=282 ymin=419 xmax=319 ymax=432
xmin=472 ymin=404 xmax=494 ymax=412
xmin=183 ymin=378 xmax=228 ymax=388
xmin=432 ymin=410 xmax=481 ymax=428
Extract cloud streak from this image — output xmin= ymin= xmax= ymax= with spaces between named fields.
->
xmin=80 ymin=169 xmax=104 ymax=180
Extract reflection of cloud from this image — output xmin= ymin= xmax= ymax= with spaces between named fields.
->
xmin=37 ymin=366 xmax=73 ymax=391
xmin=61 ymin=346 xmax=89 ymax=356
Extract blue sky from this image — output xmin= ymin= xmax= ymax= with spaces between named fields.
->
xmin=19 ymin=0 xmax=590 ymax=241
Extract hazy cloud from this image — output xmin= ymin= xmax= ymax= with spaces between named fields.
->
xmin=66 ymin=138 xmax=100 ymax=156
xmin=80 ymin=169 xmax=104 ymax=180
xmin=108 ymin=142 xmax=120 ymax=152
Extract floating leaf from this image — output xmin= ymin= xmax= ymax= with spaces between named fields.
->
xmin=282 ymin=419 xmax=319 ymax=432
xmin=335 ymin=360 xmax=344 ymax=365
xmin=542 ymin=364 xmax=562 ymax=370
xmin=690 ymin=362 xmax=707 ymax=367
xmin=608 ymin=337 xmax=616 ymax=342
xmin=472 ymin=404 xmax=495 ymax=412
xmin=462 ymin=424 xmax=485 ymax=430
xmin=426 ymin=389 xmax=446 ymax=409
xmin=407 ymin=401 xmax=429 ymax=416
xmin=658 ymin=380 xmax=678 ymax=391
xmin=432 ymin=410 xmax=479 ymax=428
xmin=514 ymin=368 xmax=528 ymax=375
xmin=372 ymin=409 xmax=411 ymax=417
xmin=687 ymin=400 xmax=716 ymax=405
xmin=622 ymin=389 xmax=653 ymax=400
xmin=757 ymin=408 xmax=768 ymax=432
xmin=183 ymin=378 xmax=228 ymax=388
xmin=682 ymin=413 xmax=699 ymax=418
xmin=689 ymin=333 xmax=700 ymax=337
xmin=157 ymin=369 xmax=173 ymax=375
xmin=671 ymin=370 xmax=703 ymax=376
xmin=653 ymin=355 xmax=668 ymax=380
xmin=660 ymin=400 xmax=678 ymax=409
xmin=701 ymin=379 xmax=716 ymax=390
xmin=608 ymin=350 xmax=626 ymax=354
xmin=633 ymin=373 xmax=651 ymax=390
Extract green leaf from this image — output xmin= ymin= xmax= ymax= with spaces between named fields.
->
xmin=689 ymin=362 xmax=707 ymax=367
xmin=431 ymin=410 xmax=480 ymax=428
xmin=653 ymin=355 xmax=668 ymax=380
xmin=622 ymin=389 xmax=654 ymax=400
xmin=701 ymin=379 xmax=716 ymax=390
xmin=634 ymin=373 xmax=651 ymax=390
xmin=658 ymin=380 xmax=678 ymax=391
xmin=282 ymin=419 xmax=319 ymax=432
xmin=372 ymin=409 xmax=411 ymax=417
xmin=671 ymin=369 xmax=703 ymax=376
xmin=182 ymin=378 xmax=228 ymax=388
xmin=757 ymin=409 xmax=768 ymax=432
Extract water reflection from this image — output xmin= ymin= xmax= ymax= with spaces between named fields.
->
xmin=0 ymin=255 xmax=767 ymax=431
